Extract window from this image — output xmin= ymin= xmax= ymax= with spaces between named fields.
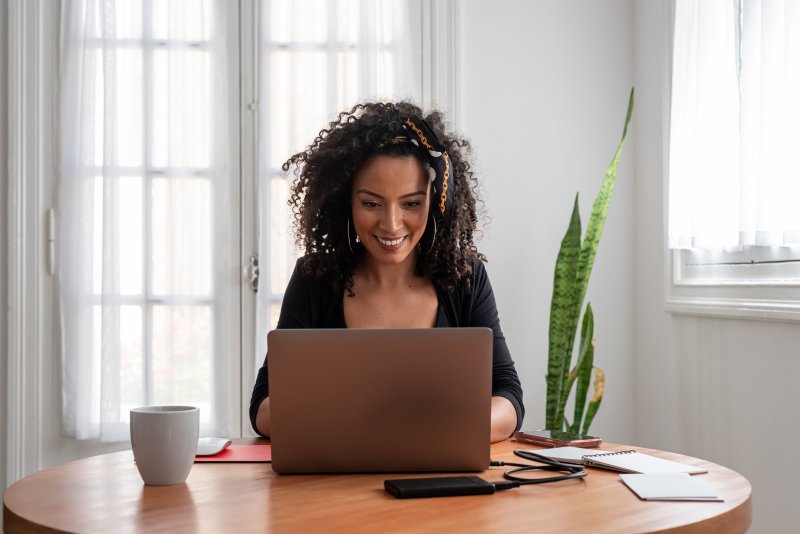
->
xmin=59 ymin=0 xmax=240 ymax=440
xmin=667 ymin=0 xmax=800 ymax=320
xmin=253 ymin=0 xmax=420 ymax=373
xmin=56 ymin=0 xmax=428 ymax=443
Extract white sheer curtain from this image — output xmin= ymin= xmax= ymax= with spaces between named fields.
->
xmin=59 ymin=0 xmax=238 ymax=441
xmin=255 ymin=0 xmax=419 ymax=363
xmin=669 ymin=0 xmax=800 ymax=249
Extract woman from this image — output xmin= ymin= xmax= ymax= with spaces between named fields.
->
xmin=250 ymin=101 xmax=523 ymax=442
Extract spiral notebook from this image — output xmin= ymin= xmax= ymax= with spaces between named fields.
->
xmin=527 ymin=447 xmax=708 ymax=475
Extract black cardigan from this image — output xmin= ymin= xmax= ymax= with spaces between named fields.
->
xmin=249 ymin=257 xmax=525 ymax=435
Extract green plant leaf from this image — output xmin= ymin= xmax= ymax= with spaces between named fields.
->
xmin=545 ymin=195 xmax=581 ymax=429
xmin=562 ymin=306 xmax=593 ymax=431
xmin=570 ymin=304 xmax=595 ymax=433
xmin=576 ymin=87 xmax=634 ymax=312
xmin=581 ymin=366 xmax=605 ymax=434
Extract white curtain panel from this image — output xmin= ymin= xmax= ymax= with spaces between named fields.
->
xmin=669 ymin=0 xmax=800 ymax=249
xmin=738 ymin=0 xmax=800 ymax=245
xmin=59 ymin=0 xmax=237 ymax=441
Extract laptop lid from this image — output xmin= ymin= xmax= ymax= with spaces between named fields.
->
xmin=268 ymin=328 xmax=492 ymax=474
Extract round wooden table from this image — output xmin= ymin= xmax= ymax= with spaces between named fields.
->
xmin=3 ymin=439 xmax=751 ymax=533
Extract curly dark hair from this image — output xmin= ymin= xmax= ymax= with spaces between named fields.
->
xmin=283 ymin=101 xmax=485 ymax=295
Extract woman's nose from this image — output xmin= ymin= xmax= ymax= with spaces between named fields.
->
xmin=380 ymin=205 xmax=403 ymax=233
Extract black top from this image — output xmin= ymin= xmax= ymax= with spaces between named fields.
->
xmin=249 ymin=257 xmax=525 ymax=436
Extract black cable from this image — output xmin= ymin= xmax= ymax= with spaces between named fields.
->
xmin=490 ymin=449 xmax=586 ymax=486
xmin=384 ymin=450 xmax=586 ymax=498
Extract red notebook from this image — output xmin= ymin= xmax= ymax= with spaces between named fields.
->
xmin=194 ymin=444 xmax=271 ymax=463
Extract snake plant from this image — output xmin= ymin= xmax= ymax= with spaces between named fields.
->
xmin=545 ymin=88 xmax=634 ymax=434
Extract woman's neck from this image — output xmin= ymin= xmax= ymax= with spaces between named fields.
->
xmin=356 ymin=254 xmax=420 ymax=289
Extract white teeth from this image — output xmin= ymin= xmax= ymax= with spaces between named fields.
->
xmin=377 ymin=236 xmax=405 ymax=246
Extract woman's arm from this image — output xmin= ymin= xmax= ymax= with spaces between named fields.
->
xmin=490 ymin=396 xmax=518 ymax=443
xmin=255 ymin=397 xmax=271 ymax=437
xmin=468 ymin=260 xmax=525 ymax=435
xmin=249 ymin=259 xmax=318 ymax=437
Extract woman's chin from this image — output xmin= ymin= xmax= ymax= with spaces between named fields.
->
xmin=362 ymin=240 xmax=420 ymax=265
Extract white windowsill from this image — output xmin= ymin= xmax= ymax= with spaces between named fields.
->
xmin=665 ymin=295 xmax=800 ymax=322
xmin=666 ymin=251 xmax=800 ymax=323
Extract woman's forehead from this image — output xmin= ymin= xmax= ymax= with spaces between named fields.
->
xmin=352 ymin=155 xmax=429 ymax=195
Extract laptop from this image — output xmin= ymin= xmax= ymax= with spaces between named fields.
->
xmin=267 ymin=328 xmax=493 ymax=474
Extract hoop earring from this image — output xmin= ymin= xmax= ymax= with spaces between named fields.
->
xmin=347 ymin=218 xmax=354 ymax=253
xmin=347 ymin=218 xmax=360 ymax=254
xmin=420 ymin=214 xmax=436 ymax=256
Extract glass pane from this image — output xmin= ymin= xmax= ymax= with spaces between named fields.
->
xmin=92 ymin=306 xmax=102 ymax=426
xmin=377 ymin=0 xmax=395 ymax=44
xmin=269 ymin=176 xmax=298 ymax=293
xmin=116 ymin=49 xmax=144 ymax=167
xmin=152 ymin=0 xmax=211 ymax=42
xmin=119 ymin=176 xmax=143 ymax=295
xmin=270 ymin=0 xmax=327 ymax=43
xmin=152 ymin=305 xmax=212 ymax=422
xmin=84 ymin=1 xmax=101 ymax=40
xmin=116 ymin=0 xmax=143 ymax=40
xmin=94 ymin=176 xmax=141 ymax=296
xmin=151 ymin=49 xmax=211 ymax=168
xmin=376 ymin=51 xmax=394 ymax=97
xmin=151 ymin=177 xmax=211 ymax=296
xmin=336 ymin=0 xmax=359 ymax=43
xmin=92 ymin=49 xmax=105 ymax=167
xmin=336 ymin=51 xmax=359 ymax=112
xmin=92 ymin=177 xmax=104 ymax=295
xmin=270 ymin=303 xmax=282 ymax=329
xmin=268 ymin=51 xmax=328 ymax=165
xmin=266 ymin=51 xmax=290 ymax=165
xmin=119 ymin=305 xmax=143 ymax=422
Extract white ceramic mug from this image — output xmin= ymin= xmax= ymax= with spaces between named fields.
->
xmin=130 ymin=405 xmax=199 ymax=485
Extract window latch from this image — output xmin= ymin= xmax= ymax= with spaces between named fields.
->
xmin=245 ymin=254 xmax=260 ymax=293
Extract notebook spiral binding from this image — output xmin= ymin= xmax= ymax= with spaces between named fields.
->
xmin=583 ymin=450 xmax=636 ymax=459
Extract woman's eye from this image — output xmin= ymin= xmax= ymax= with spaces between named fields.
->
xmin=362 ymin=201 xmax=380 ymax=208
xmin=404 ymin=201 xmax=422 ymax=208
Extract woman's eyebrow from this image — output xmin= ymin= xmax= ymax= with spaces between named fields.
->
xmin=356 ymin=189 xmax=426 ymax=199
xmin=356 ymin=189 xmax=382 ymax=198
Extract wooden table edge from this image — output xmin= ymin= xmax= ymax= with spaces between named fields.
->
xmin=2 ymin=438 xmax=753 ymax=534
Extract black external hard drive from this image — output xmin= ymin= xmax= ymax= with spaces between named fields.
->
xmin=384 ymin=476 xmax=496 ymax=498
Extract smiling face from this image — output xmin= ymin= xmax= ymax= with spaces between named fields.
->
xmin=351 ymin=155 xmax=431 ymax=269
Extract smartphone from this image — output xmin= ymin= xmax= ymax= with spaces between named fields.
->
xmin=513 ymin=429 xmax=602 ymax=448
xmin=384 ymin=476 xmax=496 ymax=498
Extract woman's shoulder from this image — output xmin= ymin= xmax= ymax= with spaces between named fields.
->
xmin=280 ymin=255 xmax=344 ymax=328
xmin=469 ymin=256 xmax=487 ymax=275
xmin=446 ymin=255 xmax=488 ymax=295
xmin=289 ymin=255 xmax=339 ymax=291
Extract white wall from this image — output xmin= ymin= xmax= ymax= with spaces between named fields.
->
xmin=460 ymin=0 xmax=637 ymax=443
xmin=633 ymin=3 xmax=795 ymax=532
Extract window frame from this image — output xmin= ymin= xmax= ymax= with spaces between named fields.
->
xmin=664 ymin=0 xmax=800 ymax=322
